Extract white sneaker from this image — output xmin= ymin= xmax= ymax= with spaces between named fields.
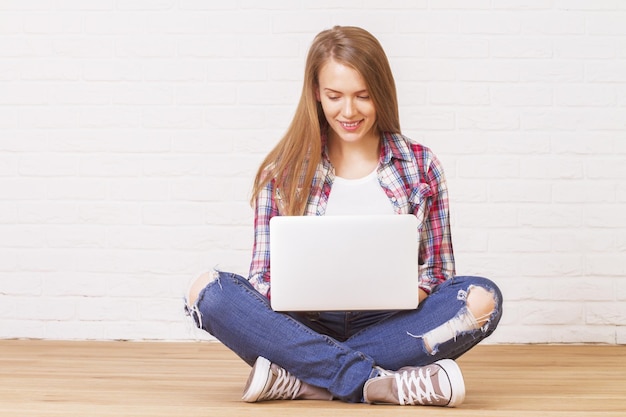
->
xmin=242 ymin=357 xmax=332 ymax=402
xmin=363 ymin=359 xmax=465 ymax=407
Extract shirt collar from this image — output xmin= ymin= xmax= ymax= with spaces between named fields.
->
xmin=380 ymin=132 xmax=413 ymax=164
xmin=320 ymin=131 xmax=412 ymax=164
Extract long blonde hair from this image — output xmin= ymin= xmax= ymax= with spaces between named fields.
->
xmin=250 ymin=26 xmax=401 ymax=215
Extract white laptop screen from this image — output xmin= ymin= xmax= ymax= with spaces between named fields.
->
xmin=269 ymin=215 xmax=419 ymax=312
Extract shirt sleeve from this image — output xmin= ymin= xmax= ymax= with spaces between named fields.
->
xmin=417 ymin=152 xmax=455 ymax=294
xmin=247 ymin=176 xmax=279 ymax=298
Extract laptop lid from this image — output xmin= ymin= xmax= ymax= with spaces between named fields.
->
xmin=269 ymin=214 xmax=419 ymax=312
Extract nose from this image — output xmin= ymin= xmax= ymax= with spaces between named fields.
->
xmin=342 ymin=98 xmax=356 ymax=118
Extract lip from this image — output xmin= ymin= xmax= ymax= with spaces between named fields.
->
xmin=338 ymin=120 xmax=362 ymax=131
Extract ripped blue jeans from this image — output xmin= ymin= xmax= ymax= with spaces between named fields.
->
xmin=187 ymin=272 xmax=502 ymax=403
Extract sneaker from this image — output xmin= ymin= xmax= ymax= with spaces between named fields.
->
xmin=242 ymin=357 xmax=332 ymax=402
xmin=363 ymin=359 xmax=465 ymax=407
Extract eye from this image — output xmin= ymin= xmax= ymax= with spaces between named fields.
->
xmin=326 ymin=95 xmax=340 ymax=101
xmin=357 ymin=95 xmax=370 ymax=100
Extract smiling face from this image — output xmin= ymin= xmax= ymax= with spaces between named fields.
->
xmin=316 ymin=59 xmax=378 ymax=147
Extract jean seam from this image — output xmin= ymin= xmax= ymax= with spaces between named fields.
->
xmin=228 ymin=273 xmax=364 ymax=353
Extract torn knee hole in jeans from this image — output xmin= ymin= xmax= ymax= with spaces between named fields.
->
xmin=408 ymin=286 xmax=497 ymax=355
xmin=184 ymin=269 xmax=222 ymax=328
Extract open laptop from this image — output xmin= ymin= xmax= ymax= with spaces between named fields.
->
xmin=269 ymin=214 xmax=419 ymax=312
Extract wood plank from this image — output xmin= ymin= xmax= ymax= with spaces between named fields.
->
xmin=0 ymin=340 xmax=625 ymax=416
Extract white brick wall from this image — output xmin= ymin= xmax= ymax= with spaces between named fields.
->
xmin=0 ymin=1 xmax=624 ymax=343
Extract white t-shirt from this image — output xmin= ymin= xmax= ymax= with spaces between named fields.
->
xmin=325 ymin=169 xmax=396 ymax=216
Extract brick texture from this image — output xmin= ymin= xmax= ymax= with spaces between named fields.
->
xmin=0 ymin=1 xmax=624 ymax=343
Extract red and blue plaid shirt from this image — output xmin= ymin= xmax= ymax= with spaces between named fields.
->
xmin=248 ymin=132 xmax=455 ymax=298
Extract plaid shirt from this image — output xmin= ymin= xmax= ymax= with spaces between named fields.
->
xmin=248 ymin=132 xmax=455 ymax=299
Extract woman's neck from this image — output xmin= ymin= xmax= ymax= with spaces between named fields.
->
xmin=327 ymin=132 xmax=380 ymax=179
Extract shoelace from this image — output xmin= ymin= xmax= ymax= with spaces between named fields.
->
xmin=394 ymin=367 xmax=444 ymax=406
xmin=262 ymin=366 xmax=302 ymax=401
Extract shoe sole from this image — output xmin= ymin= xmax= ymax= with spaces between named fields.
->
xmin=435 ymin=359 xmax=465 ymax=407
xmin=241 ymin=356 xmax=271 ymax=403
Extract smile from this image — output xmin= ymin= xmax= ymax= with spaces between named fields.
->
xmin=339 ymin=120 xmax=362 ymax=130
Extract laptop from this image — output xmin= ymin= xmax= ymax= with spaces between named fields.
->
xmin=269 ymin=214 xmax=419 ymax=312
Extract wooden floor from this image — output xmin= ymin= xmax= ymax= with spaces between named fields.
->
xmin=0 ymin=340 xmax=624 ymax=416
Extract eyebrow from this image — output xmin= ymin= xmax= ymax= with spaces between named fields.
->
xmin=323 ymin=88 xmax=369 ymax=94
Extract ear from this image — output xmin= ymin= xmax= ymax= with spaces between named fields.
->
xmin=314 ymin=85 xmax=321 ymax=102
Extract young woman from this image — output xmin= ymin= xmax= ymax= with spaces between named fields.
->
xmin=186 ymin=25 xmax=502 ymax=407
